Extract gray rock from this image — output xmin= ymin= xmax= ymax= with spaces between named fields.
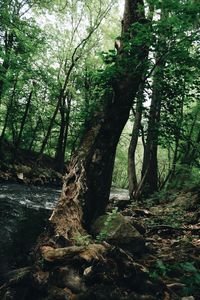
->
xmin=91 ymin=213 xmax=145 ymax=254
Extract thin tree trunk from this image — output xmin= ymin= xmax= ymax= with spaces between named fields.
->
xmin=39 ymin=91 xmax=63 ymax=156
xmin=15 ymin=88 xmax=34 ymax=150
xmin=28 ymin=117 xmax=42 ymax=151
xmin=0 ymin=78 xmax=18 ymax=144
xmin=128 ymin=1 xmax=154 ymax=200
xmin=0 ymin=31 xmax=14 ymax=103
xmin=141 ymin=61 xmax=161 ymax=196
xmin=54 ymin=97 xmax=71 ymax=173
xmin=60 ymin=108 xmax=70 ymax=171
xmin=128 ymin=84 xmax=144 ymax=199
xmin=180 ymin=108 xmax=199 ymax=166
xmin=170 ymin=84 xmax=185 ymax=178
xmin=181 ymin=129 xmax=200 ymax=167
xmin=54 ymin=101 xmax=66 ymax=164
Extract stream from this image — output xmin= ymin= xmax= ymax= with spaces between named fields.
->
xmin=0 ymin=183 xmax=129 ymax=275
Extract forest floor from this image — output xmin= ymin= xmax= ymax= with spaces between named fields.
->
xmin=116 ymin=188 xmax=200 ymax=299
xmin=1 ymin=186 xmax=199 ymax=300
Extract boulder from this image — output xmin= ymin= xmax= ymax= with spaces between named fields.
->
xmin=91 ymin=213 xmax=145 ymax=254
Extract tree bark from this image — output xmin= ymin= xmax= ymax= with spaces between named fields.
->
xmin=0 ymin=78 xmax=18 ymax=144
xmin=47 ymin=0 xmax=147 ymax=244
xmin=15 ymin=87 xmax=34 ymax=151
xmin=141 ymin=61 xmax=161 ymax=197
xmin=128 ymin=84 xmax=144 ymax=199
xmin=0 ymin=31 xmax=14 ymax=103
xmin=54 ymin=97 xmax=71 ymax=173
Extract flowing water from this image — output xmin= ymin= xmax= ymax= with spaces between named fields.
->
xmin=0 ymin=183 xmax=128 ymax=275
xmin=0 ymin=183 xmax=61 ymax=274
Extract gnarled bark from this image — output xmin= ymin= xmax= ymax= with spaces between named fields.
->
xmin=46 ymin=0 xmax=147 ymax=244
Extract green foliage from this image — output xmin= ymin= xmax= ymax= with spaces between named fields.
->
xmin=150 ymin=260 xmax=167 ymax=279
xmin=168 ymin=165 xmax=200 ymax=191
xmin=0 ymin=0 xmax=199 ymax=195
xmin=96 ymin=207 xmax=118 ymax=242
xmin=0 ymin=0 xmax=119 ymax=162
xmin=74 ymin=233 xmax=91 ymax=246
xmin=112 ymin=140 xmax=129 ymax=189
xmin=150 ymin=260 xmax=200 ymax=296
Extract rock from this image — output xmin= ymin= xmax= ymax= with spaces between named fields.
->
xmin=17 ymin=172 xmax=24 ymax=181
xmin=50 ymin=267 xmax=86 ymax=293
xmin=132 ymin=208 xmax=153 ymax=217
xmin=173 ymin=192 xmax=199 ymax=211
xmin=19 ymin=165 xmax=32 ymax=176
xmin=181 ymin=297 xmax=195 ymax=300
xmin=14 ymin=164 xmax=32 ymax=176
xmin=131 ymin=219 xmax=146 ymax=235
xmin=33 ymin=177 xmax=44 ymax=185
xmin=91 ymin=213 xmax=146 ymax=254
xmin=110 ymin=196 xmax=131 ymax=210
xmin=83 ymin=266 xmax=92 ymax=277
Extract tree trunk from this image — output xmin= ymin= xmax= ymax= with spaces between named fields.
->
xmin=0 ymin=78 xmax=18 ymax=144
xmin=128 ymin=84 xmax=144 ymax=199
xmin=0 ymin=31 xmax=14 ymax=103
xmin=15 ymin=87 xmax=34 ymax=151
xmin=38 ymin=92 xmax=62 ymax=157
xmin=28 ymin=117 xmax=42 ymax=151
xmin=47 ymin=0 xmax=147 ymax=241
xmin=54 ymin=97 xmax=71 ymax=173
xmin=141 ymin=62 xmax=161 ymax=197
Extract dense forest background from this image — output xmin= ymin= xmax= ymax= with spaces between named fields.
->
xmin=0 ymin=0 xmax=199 ymax=198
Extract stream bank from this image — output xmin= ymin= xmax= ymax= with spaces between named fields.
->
xmin=0 ymin=140 xmax=63 ymax=187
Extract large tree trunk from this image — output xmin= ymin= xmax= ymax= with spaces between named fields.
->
xmin=45 ymin=0 xmax=147 ymax=243
xmin=140 ymin=7 xmax=168 ymax=198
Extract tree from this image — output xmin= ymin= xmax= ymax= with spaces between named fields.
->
xmin=127 ymin=0 xmax=200 ymax=199
xmin=0 ymin=0 xmax=45 ymax=152
xmin=43 ymin=0 xmax=148 ymax=245
xmin=37 ymin=0 xmax=116 ymax=171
